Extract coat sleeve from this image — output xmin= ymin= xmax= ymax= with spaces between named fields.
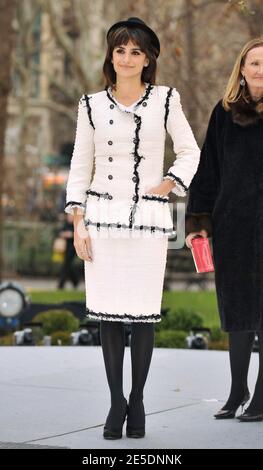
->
xmin=65 ymin=95 xmax=95 ymax=214
xmin=186 ymin=102 xmax=222 ymax=236
xmin=163 ymin=88 xmax=200 ymax=197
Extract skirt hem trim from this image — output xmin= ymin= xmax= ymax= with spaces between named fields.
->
xmin=86 ymin=309 xmax=161 ymax=323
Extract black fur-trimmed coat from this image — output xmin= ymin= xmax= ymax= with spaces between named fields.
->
xmin=186 ymin=95 xmax=263 ymax=332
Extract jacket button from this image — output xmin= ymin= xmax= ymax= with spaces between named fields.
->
xmin=132 ymin=176 xmax=138 ymax=183
xmin=134 ymin=157 xmax=139 ymax=162
xmin=108 ymin=195 xmax=113 ymax=200
xmin=142 ymin=102 xmax=147 ymax=107
xmin=108 ymin=157 xmax=113 ymax=162
xmin=134 ymin=117 xmax=140 ymax=123
xmin=108 ymin=140 xmax=113 ymax=145
xmin=108 ymin=175 xmax=113 ymax=180
xmin=109 ymin=120 xmax=114 ymax=124
xmin=110 ymin=104 xmax=114 ymax=109
xmin=132 ymin=196 xmax=137 ymax=202
xmin=133 ymin=138 xmax=138 ymax=144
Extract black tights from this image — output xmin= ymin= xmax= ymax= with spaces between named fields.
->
xmin=224 ymin=331 xmax=263 ymax=413
xmin=100 ymin=321 xmax=154 ymax=429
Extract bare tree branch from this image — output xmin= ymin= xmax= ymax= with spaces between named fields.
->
xmin=43 ymin=0 xmax=90 ymax=89
xmin=43 ymin=100 xmax=76 ymax=122
xmin=0 ymin=0 xmax=17 ymax=280
xmin=13 ymin=58 xmax=77 ymax=105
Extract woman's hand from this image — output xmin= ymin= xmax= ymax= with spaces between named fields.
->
xmin=185 ymin=229 xmax=208 ymax=249
xmin=73 ymin=211 xmax=93 ymax=262
xmin=146 ymin=179 xmax=175 ymax=197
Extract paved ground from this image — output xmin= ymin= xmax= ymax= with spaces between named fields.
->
xmin=0 ymin=346 xmax=262 ymax=449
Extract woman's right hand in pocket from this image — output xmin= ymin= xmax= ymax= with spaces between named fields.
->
xmin=185 ymin=229 xmax=208 ymax=249
xmin=73 ymin=213 xmax=93 ymax=262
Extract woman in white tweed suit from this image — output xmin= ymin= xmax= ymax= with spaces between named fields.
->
xmin=65 ymin=17 xmax=200 ymax=439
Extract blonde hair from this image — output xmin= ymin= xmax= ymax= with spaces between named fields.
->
xmin=222 ymin=36 xmax=263 ymax=110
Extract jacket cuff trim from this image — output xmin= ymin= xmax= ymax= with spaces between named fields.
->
xmin=65 ymin=201 xmax=85 ymax=213
xmin=65 ymin=201 xmax=85 ymax=208
xmin=82 ymin=95 xmax=95 ymax=129
xmin=164 ymin=87 xmax=173 ymax=131
xmin=164 ymin=172 xmax=188 ymax=192
xmin=86 ymin=308 xmax=161 ymax=323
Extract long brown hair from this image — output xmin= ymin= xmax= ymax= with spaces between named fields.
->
xmin=103 ymin=27 xmax=158 ymax=88
xmin=223 ymin=36 xmax=263 ymax=110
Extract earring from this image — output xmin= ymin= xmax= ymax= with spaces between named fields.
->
xmin=240 ymin=76 xmax=246 ymax=86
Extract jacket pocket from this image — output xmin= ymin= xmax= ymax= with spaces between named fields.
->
xmin=86 ymin=189 xmax=113 ymax=200
xmin=141 ymin=193 xmax=169 ymax=203
xmin=135 ymin=193 xmax=172 ymax=230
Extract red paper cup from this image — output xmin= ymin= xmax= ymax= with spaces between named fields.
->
xmin=191 ymin=237 xmax=214 ymax=273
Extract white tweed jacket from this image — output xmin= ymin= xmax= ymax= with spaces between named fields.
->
xmin=65 ymin=83 xmax=200 ymax=235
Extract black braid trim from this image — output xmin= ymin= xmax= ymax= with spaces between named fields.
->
xmin=65 ymin=201 xmax=84 ymax=208
xmin=164 ymin=172 xmax=188 ymax=192
xmin=136 ymin=83 xmax=154 ymax=107
xmin=106 ymin=83 xmax=153 ymax=110
xmin=105 ymin=83 xmax=154 ymax=229
xmin=106 ymin=88 xmax=116 ymax=105
xmin=164 ymin=87 xmax=173 ymax=131
xmin=142 ymin=194 xmax=169 ymax=203
xmin=129 ymin=113 xmax=143 ymax=228
xmin=84 ymin=218 xmax=175 ymax=234
xmin=128 ymin=84 xmax=154 ymax=227
xmin=83 ymin=95 xmax=95 ymax=129
xmin=86 ymin=189 xmax=112 ymax=200
xmin=86 ymin=308 xmax=161 ymax=323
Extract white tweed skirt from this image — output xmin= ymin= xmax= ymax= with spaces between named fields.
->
xmin=84 ymin=226 xmax=168 ymax=323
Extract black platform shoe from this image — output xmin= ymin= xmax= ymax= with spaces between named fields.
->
xmin=126 ymin=399 xmax=145 ymax=438
xmin=126 ymin=426 xmax=145 ymax=438
xmin=214 ymin=390 xmax=250 ymax=419
xmin=237 ymin=410 xmax=263 ymax=422
xmin=103 ymin=400 xmax=128 ymax=440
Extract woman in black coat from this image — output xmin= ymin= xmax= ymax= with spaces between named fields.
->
xmin=186 ymin=36 xmax=263 ymax=422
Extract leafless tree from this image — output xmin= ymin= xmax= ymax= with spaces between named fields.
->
xmin=237 ymin=0 xmax=263 ymax=36
xmin=13 ymin=0 xmax=43 ymax=218
xmin=7 ymin=0 xmax=257 ymax=221
xmin=0 ymin=0 xmax=17 ymax=281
